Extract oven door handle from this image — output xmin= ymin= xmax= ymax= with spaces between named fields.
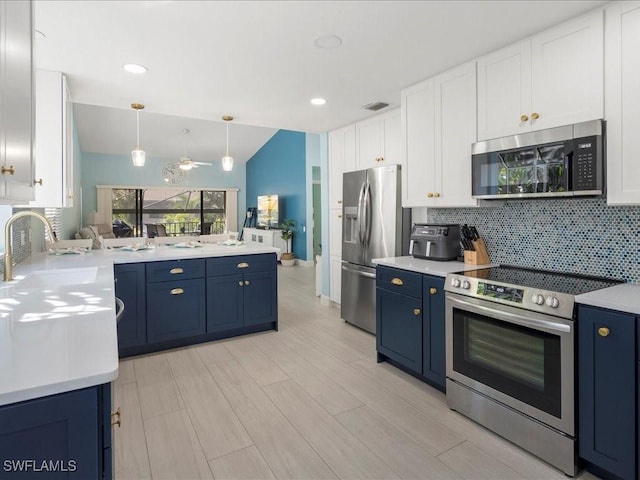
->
xmin=449 ymin=297 xmax=571 ymax=334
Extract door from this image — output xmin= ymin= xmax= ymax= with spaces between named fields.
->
xmin=243 ymin=270 xmax=277 ymax=327
xmin=207 ymin=274 xmax=244 ymax=333
xmin=114 ymin=263 xmax=146 ymax=352
xmin=422 ymin=276 xmax=446 ymax=387
xmin=356 ymin=116 xmax=383 ymax=169
xmin=341 ymin=169 xmax=366 ymax=265
xmin=340 ymin=262 xmax=376 ymax=334
xmin=363 ymin=165 xmax=400 ymax=266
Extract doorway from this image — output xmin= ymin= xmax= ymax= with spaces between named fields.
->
xmin=312 ymin=166 xmax=322 ymax=259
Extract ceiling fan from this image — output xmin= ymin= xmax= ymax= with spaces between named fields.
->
xmin=178 ymin=129 xmax=212 ymax=170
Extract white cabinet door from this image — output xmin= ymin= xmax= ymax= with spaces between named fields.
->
xmin=29 ymin=70 xmax=73 ymax=207
xmin=355 ymin=116 xmax=383 ymax=170
xmin=330 ymin=256 xmax=342 ymax=304
xmin=477 ymin=41 xmax=531 ymax=140
xmin=434 ymin=61 xmax=478 ymax=207
xmin=530 ymin=10 xmax=603 ymax=131
xmin=329 ymin=208 xmax=342 ymax=258
xmin=328 ymin=125 xmax=356 ymax=210
xmin=605 ymin=1 xmax=640 ymax=204
xmin=381 ymin=110 xmax=401 ymax=167
xmin=401 ymin=78 xmax=436 ymax=207
xmin=0 ymin=0 xmax=34 ymax=204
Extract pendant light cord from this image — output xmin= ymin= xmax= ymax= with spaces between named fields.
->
xmin=136 ymin=109 xmax=140 ymax=149
xmin=225 ymin=121 xmax=230 ymax=156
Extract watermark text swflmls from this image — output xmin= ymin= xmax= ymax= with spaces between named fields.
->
xmin=3 ymin=459 xmax=77 ymax=472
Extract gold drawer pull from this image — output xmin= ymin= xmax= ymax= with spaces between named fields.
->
xmin=34 ymin=178 xmax=43 ymax=186
xmin=531 ymin=112 xmax=540 ymax=120
xmin=1 ymin=165 xmax=15 ymax=175
xmin=427 ymin=193 xmax=434 ymax=198
xmin=520 ymin=114 xmax=529 ymax=122
xmin=391 ymin=277 xmax=404 ymax=286
xmin=337 ymin=200 xmax=342 ymax=204
xmin=433 ymin=192 xmax=440 ymax=198
xmin=598 ymin=327 xmax=610 ymax=337
xmin=170 ymin=288 xmax=184 ymax=295
xmin=413 ymin=308 xmax=421 ymax=316
xmin=245 ymin=280 xmax=250 ymax=286
xmin=111 ymin=408 xmax=121 ymax=428
xmin=170 ymin=267 xmax=184 ymax=274
xmin=429 ymin=287 xmax=437 ymax=295
xmin=237 ymin=262 xmax=249 ymax=269
xmin=238 ymin=281 xmax=243 ymax=286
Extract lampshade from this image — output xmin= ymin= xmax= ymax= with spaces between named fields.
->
xmin=222 ymin=115 xmax=234 ymax=171
xmin=131 ymin=148 xmax=146 ymax=167
xmin=222 ymin=155 xmax=233 ymax=171
xmin=131 ymin=103 xmax=145 ymax=167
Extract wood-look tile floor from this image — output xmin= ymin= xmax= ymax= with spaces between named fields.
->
xmin=114 ymin=265 xmax=601 ymax=480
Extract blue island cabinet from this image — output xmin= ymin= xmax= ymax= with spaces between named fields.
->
xmin=578 ymin=305 xmax=637 ymax=480
xmin=0 ymin=384 xmax=112 ymax=479
xmin=206 ymin=254 xmax=278 ymax=333
xmin=114 ymin=263 xmax=146 ymax=355
xmin=422 ymin=275 xmax=446 ymax=387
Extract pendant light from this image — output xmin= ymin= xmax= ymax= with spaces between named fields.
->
xmin=131 ymin=103 xmax=146 ymax=167
xmin=221 ymin=115 xmax=234 ymax=171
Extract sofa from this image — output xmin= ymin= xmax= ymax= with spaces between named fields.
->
xmin=75 ymin=224 xmax=116 ymax=249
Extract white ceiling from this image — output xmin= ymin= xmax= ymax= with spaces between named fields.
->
xmin=34 ymin=0 xmax=609 ymax=163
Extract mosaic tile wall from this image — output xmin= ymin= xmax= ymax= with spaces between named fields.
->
xmin=0 ymin=215 xmax=33 ymax=277
xmin=421 ymin=198 xmax=640 ymax=282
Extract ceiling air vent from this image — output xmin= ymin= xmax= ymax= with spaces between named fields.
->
xmin=362 ymin=101 xmax=389 ymax=112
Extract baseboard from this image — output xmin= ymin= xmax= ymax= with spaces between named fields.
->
xmin=295 ymin=259 xmax=314 ymax=267
xmin=320 ymin=295 xmax=332 ymax=305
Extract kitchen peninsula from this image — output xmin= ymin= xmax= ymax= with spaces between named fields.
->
xmin=0 ymin=243 xmax=278 ymax=479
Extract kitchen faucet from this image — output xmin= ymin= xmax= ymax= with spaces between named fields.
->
xmin=3 ymin=211 xmax=57 ymax=281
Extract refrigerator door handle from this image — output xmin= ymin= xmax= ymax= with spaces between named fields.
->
xmin=357 ymin=182 xmax=366 ymax=246
xmin=341 ymin=264 xmax=377 ymax=279
xmin=363 ymin=182 xmax=372 ymax=245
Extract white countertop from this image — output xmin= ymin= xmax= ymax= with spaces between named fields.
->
xmin=0 ymin=243 xmax=278 ymax=406
xmin=576 ymin=283 xmax=640 ymax=315
xmin=372 ymin=256 xmax=494 ymax=277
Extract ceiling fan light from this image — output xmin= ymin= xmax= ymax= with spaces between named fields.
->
xmin=131 ymin=148 xmax=146 ymax=167
xmin=222 ymin=155 xmax=234 ymax=171
xmin=179 ymin=162 xmax=193 ymax=171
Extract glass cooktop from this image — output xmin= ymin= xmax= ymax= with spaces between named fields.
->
xmin=459 ymin=265 xmax=622 ymax=296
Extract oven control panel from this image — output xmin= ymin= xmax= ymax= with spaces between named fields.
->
xmin=445 ymin=273 xmax=575 ymax=319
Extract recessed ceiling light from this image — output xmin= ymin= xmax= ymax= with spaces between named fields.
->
xmin=123 ymin=63 xmax=148 ymax=74
xmin=314 ymin=35 xmax=342 ymax=49
xmin=310 ymin=98 xmax=327 ymax=106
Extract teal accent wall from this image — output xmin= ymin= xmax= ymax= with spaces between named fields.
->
xmin=246 ymin=130 xmax=307 ymax=259
xmin=81 ymin=152 xmax=246 ymax=228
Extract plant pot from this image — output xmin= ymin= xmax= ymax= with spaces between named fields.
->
xmin=281 ymin=252 xmax=295 ymax=266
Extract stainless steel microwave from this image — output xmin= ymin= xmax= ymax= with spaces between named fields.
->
xmin=471 ymin=120 xmax=604 ymax=199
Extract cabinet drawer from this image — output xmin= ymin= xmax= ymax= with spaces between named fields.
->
xmin=376 ymin=266 xmax=422 ymax=298
xmin=146 ymin=259 xmax=205 ymax=283
xmin=207 ymin=254 xmax=276 ymax=277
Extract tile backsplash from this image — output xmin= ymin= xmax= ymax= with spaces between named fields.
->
xmin=0 ymin=215 xmax=32 ymax=278
xmin=415 ymin=198 xmax=640 ymax=282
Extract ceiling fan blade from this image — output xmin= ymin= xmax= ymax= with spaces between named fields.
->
xmin=193 ymin=161 xmax=213 ymax=166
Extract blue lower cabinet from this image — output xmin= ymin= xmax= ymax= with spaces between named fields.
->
xmin=422 ymin=275 xmax=446 ymax=388
xmin=376 ymin=287 xmax=422 ymax=374
xmin=578 ymin=305 xmax=636 ymax=480
xmin=243 ymin=270 xmax=277 ymax=327
xmin=0 ymin=384 xmax=112 ymax=479
xmin=206 ymin=274 xmax=244 ymax=332
xmin=147 ymin=278 xmax=206 ymax=343
xmin=114 ymin=264 xmax=146 ymax=352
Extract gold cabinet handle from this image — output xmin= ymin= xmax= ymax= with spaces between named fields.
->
xmin=427 ymin=193 xmax=434 ymax=198
xmin=429 ymin=287 xmax=437 ymax=295
xmin=1 ymin=165 xmax=15 ymax=175
xmin=170 ymin=288 xmax=184 ymax=295
xmin=111 ymin=408 xmax=121 ymax=428
xmin=531 ymin=112 xmax=539 ymax=120
xmin=34 ymin=178 xmax=43 ymax=186
xmin=237 ymin=262 xmax=249 ymax=269
xmin=245 ymin=280 xmax=250 ymax=286
xmin=238 ymin=281 xmax=243 ymax=286
xmin=338 ymin=214 xmax=342 ymax=218
xmin=170 ymin=267 xmax=184 ymax=274
xmin=413 ymin=308 xmax=421 ymax=316
xmin=598 ymin=327 xmax=610 ymax=337
xmin=337 ymin=200 xmax=342 ymax=204
xmin=520 ymin=114 xmax=529 ymax=122
xmin=433 ymin=192 xmax=440 ymax=198
xmin=391 ymin=277 xmax=404 ymax=286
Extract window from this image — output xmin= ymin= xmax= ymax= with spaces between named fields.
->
xmin=111 ymin=188 xmax=228 ymax=237
xmin=44 ymin=207 xmax=63 ymax=240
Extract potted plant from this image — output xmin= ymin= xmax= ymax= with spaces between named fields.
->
xmin=280 ymin=218 xmax=296 ymax=266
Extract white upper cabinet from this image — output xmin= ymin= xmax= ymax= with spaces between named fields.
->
xmin=477 ymin=10 xmax=603 ymax=140
xmin=355 ymin=109 xmax=401 ymax=170
xmin=328 ymin=124 xmax=356 ymax=210
xmin=605 ymin=1 xmax=640 ymax=204
xmin=402 ymin=61 xmax=477 ymax=208
xmin=28 ymin=70 xmax=74 ymax=207
xmin=0 ymin=0 xmax=35 ymax=204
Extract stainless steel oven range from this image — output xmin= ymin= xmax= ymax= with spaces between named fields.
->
xmin=445 ymin=266 xmax=620 ymax=477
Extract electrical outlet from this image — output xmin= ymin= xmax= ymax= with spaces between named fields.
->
xmin=20 ymin=230 xmax=26 ymax=246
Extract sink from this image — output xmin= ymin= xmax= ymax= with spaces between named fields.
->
xmin=16 ymin=267 xmax=99 ymax=289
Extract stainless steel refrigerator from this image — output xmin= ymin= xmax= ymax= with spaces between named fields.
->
xmin=341 ymin=164 xmax=406 ymax=334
